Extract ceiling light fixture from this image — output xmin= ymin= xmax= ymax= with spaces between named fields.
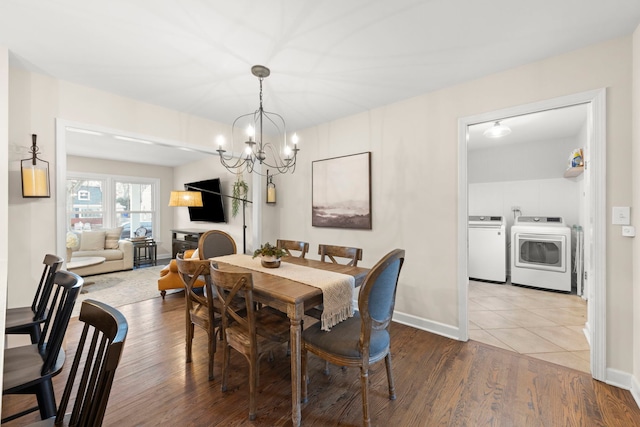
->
xmin=216 ymin=65 xmax=299 ymax=176
xmin=483 ymin=121 xmax=512 ymax=138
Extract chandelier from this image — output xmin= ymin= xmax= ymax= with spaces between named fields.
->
xmin=217 ymin=65 xmax=299 ymax=176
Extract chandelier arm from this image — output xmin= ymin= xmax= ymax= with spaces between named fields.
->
xmin=217 ymin=65 xmax=298 ymax=177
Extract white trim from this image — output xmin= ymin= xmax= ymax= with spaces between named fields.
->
xmin=393 ymin=311 xmax=460 ymax=341
xmin=588 ymin=89 xmax=607 ymax=381
xmin=631 ymin=375 xmax=640 ymax=410
xmin=457 ymin=119 xmax=469 ymax=342
xmin=606 ymin=368 xmax=633 ymax=390
xmin=457 ymin=89 xmax=607 ymax=381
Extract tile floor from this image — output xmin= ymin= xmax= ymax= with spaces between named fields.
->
xmin=468 ymin=279 xmax=590 ymax=373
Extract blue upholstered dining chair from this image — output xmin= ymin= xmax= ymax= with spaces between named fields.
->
xmin=301 ymin=248 xmax=405 ymax=427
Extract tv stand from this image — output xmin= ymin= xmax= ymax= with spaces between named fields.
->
xmin=171 ymin=228 xmax=209 ymax=258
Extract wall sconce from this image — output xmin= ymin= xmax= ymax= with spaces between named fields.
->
xmin=21 ymin=134 xmax=50 ymax=198
xmin=266 ymin=170 xmax=276 ymax=204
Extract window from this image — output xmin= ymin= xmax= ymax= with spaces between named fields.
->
xmin=67 ymin=173 xmax=159 ymax=239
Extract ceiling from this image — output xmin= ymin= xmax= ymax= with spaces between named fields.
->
xmin=2 ymin=1 xmax=639 ymax=165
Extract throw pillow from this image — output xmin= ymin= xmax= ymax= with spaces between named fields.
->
xmin=104 ymin=226 xmax=123 ymax=249
xmin=79 ymin=231 xmax=106 ymax=251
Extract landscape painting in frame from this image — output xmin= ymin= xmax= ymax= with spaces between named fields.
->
xmin=312 ymin=152 xmax=371 ymax=229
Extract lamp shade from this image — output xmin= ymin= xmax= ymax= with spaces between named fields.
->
xmin=169 ymin=191 xmax=203 ymax=207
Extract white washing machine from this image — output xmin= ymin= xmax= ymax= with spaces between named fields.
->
xmin=510 ymin=216 xmax=572 ymax=292
xmin=468 ymin=216 xmax=506 ymax=283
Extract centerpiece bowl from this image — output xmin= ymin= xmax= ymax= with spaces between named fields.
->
xmin=253 ymin=242 xmax=287 ymax=269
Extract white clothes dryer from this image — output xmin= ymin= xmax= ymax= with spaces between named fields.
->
xmin=510 ymin=216 xmax=571 ymax=292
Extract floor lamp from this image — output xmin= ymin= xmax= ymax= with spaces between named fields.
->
xmin=168 ymin=187 xmax=252 ymax=254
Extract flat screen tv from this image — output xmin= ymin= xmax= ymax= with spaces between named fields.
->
xmin=184 ymin=178 xmax=226 ymax=223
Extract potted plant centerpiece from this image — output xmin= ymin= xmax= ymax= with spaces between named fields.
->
xmin=253 ymin=242 xmax=287 ymax=268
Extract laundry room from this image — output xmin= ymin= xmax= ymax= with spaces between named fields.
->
xmin=467 ymin=104 xmax=587 ymax=295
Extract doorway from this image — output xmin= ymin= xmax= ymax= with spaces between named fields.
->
xmin=457 ymin=89 xmax=606 ymax=381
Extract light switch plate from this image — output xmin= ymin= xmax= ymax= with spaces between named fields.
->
xmin=612 ymin=206 xmax=630 ymax=225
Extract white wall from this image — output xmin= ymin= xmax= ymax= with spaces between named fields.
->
xmin=469 ymin=137 xmax=580 ymax=183
xmin=271 ymin=36 xmax=634 ymax=374
xmin=0 ymin=45 xmax=10 ymax=416
xmin=67 ymin=155 xmax=175 ymax=258
xmin=469 ymin=134 xmax=583 ymax=230
xmin=631 ymin=24 xmax=640 ymax=404
xmin=470 ymin=178 xmax=580 ymax=228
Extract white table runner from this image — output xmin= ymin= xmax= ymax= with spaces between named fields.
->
xmin=212 ymin=254 xmax=354 ymax=331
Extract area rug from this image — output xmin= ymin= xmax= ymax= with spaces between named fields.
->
xmin=72 ymin=265 xmax=170 ymax=317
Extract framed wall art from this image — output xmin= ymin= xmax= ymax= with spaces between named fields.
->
xmin=312 ymin=151 xmax=371 ymax=229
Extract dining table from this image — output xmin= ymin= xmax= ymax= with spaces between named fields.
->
xmin=211 ymin=254 xmax=369 ymax=427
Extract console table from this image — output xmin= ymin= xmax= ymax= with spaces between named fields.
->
xmin=171 ymin=228 xmax=209 ymax=258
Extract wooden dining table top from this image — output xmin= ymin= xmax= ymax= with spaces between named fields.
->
xmin=211 ymin=255 xmax=370 ymax=307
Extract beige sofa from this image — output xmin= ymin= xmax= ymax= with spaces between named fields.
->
xmin=68 ymin=228 xmax=134 ymax=276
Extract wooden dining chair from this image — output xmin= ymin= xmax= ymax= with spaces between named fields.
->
xmin=5 ymin=254 xmax=64 ymax=344
xmin=276 ymin=239 xmax=309 ymax=258
xmin=302 ymin=249 xmax=405 ymax=427
xmin=176 ymin=255 xmax=221 ymax=381
xmin=318 ymin=244 xmax=363 ymax=266
xmin=25 ymin=299 xmax=128 ymax=427
xmin=210 ymin=264 xmax=290 ymax=421
xmin=2 ymin=270 xmax=84 ymax=423
xmin=198 ymin=230 xmax=237 ymax=259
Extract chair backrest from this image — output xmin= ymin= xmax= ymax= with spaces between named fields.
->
xmin=358 ymin=249 xmax=405 ymax=345
xmin=318 ymin=244 xmax=363 ymax=266
xmin=176 ymin=255 xmax=217 ymax=319
xmin=198 ymin=230 xmax=237 ymax=259
xmin=32 ymin=254 xmax=64 ymax=319
xmin=209 ymin=264 xmax=256 ymax=344
xmin=277 ymin=239 xmax=309 ymax=258
xmin=40 ymin=270 xmax=84 ymax=375
xmin=53 ymin=299 xmax=128 ymax=427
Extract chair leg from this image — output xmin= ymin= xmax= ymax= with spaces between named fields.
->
xmin=249 ymin=352 xmax=257 ymax=420
xmin=160 ymin=290 xmax=166 ymax=299
xmin=324 ymin=360 xmax=330 ymax=375
xmin=208 ymin=332 xmax=215 ymax=381
xmin=185 ymin=322 xmax=193 ymax=363
xmin=221 ymin=344 xmax=230 ymax=392
xmin=385 ymin=353 xmax=396 ymax=400
xmin=35 ymin=379 xmax=57 ymax=420
xmin=360 ymin=366 xmax=371 ymax=427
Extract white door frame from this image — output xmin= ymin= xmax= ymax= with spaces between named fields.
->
xmin=457 ymin=89 xmax=606 ymax=381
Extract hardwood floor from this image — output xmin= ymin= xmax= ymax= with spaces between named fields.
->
xmin=3 ymin=293 xmax=640 ymax=426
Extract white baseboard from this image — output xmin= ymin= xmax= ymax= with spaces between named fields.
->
xmin=606 ymin=368 xmax=632 ymax=390
xmin=392 ymin=311 xmax=461 ymax=341
xmin=631 ymin=375 xmax=640 ymax=410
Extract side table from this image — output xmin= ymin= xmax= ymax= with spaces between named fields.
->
xmin=130 ymin=238 xmax=157 ymax=268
